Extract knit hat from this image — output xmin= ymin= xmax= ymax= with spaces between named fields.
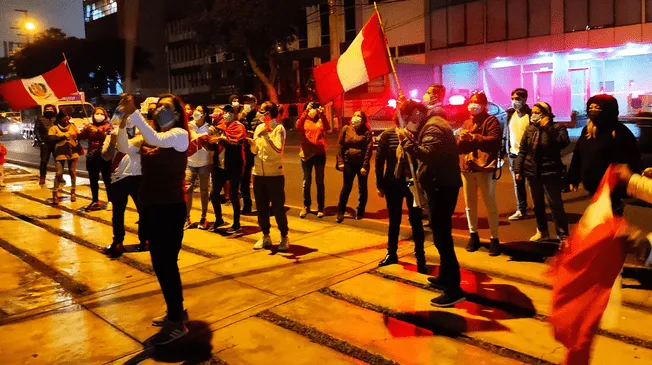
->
xmin=534 ymin=101 xmax=554 ymax=117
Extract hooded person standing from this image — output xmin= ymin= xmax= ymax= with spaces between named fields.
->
xmin=297 ymin=102 xmax=330 ymax=219
xmin=566 ymin=94 xmax=641 ymax=215
xmin=79 ymin=107 xmax=114 ymax=211
xmin=35 ymin=104 xmax=58 ymax=185
xmin=48 ymin=111 xmax=80 ymax=205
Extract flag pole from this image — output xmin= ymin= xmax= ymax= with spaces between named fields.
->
xmin=373 ymin=2 xmax=423 ymax=209
xmin=62 ymin=53 xmax=90 ymax=120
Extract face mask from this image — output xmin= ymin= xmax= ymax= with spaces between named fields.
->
xmin=468 ymin=103 xmax=483 ymax=116
xmin=193 ymin=112 xmax=203 ymax=121
xmin=154 ymin=106 xmax=178 ymax=130
xmin=351 ymin=116 xmax=363 ymax=128
xmin=530 ymin=113 xmax=542 ymax=125
xmin=588 ymin=110 xmax=605 ymax=125
xmin=512 ymin=100 xmax=523 ymax=110
xmin=44 ymin=110 xmax=56 ymax=119
xmin=232 ymin=101 xmax=240 ymax=109
xmin=224 ymin=112 xmax=235 ymax=123
xmin=243 ymin=104 xmax=252 ymax=114
xmin=94 ymin=114 xmax=106 ymax=124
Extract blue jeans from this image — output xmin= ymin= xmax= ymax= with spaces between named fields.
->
xmin=509 ymin=156 xmax=528 ymax=212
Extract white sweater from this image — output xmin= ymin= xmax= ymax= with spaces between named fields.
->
xmin=628 ymin=174 xmax=652 ymax=204
xmin=251 ymin=119 xmax=285 ymax=176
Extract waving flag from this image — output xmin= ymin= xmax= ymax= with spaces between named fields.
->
xmin=312 ymin=12 xmax=392 ymax=105
xmin=549 ymin=166 xmax=627 ymax=365
xmin=0 ymin=61 xmax=77 ymax=110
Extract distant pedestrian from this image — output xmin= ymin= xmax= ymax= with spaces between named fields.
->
xmin=185 ymin=105 xmax=212 ymax=230
xmin=248 ymin=101 xmax=290 ymax=251
xmin=457 ymin=91 xmax=502 ymax=256
xmin=297 ymin=101 xmax=330 ymax=219
xmin=48 ymin=111 xmax=80 ymax=205
xmin=240 ymin=94 xmax=258 ymax=213
xmin=514 ymin=102 xmax=570 ymax=242
xmin=566 ymin=94 xmax=641 ymax=215
xmin=505 ymin=88 xmax=532 ymax=221
xmin=0 ymin=141 xmax=6 ymax=188
xmin=396 ymin=100 xmax=465 ymax=307
xmin=35 ymin=104 xmax=57 ymax=186
xmin=79 ymin=106 xmax=113 ymax=211
xmin=336 ymin=110 xmax=373 ymax=223
xmin=119 ymin=94 xmax=190 ymax=345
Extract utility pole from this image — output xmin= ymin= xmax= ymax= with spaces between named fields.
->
xmin=10 ymin=9 xmax=35 ymax=44
xmin=328 ymin=0 xmax=342 ymax=130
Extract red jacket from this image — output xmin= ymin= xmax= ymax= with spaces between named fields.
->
xmin=0 ymin=143 xmax=6 ymax=164
xmin=296 ymin=111 xmax=330 ymax=161
xmin=79 ymin=122 xmax=113 ymax=158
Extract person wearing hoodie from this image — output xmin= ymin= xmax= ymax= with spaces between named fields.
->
xmin=297 ymin=101 xmax=331 ymax=219
xmin=79 ymin=107 xmax=114 ymax=211
xmin=185 ymin=105 xmax=213 ymax=230
xmin=207 ymin=104 xmax=246 ymax=235
xmin=457 ymin=91 xmax=502 ymax=256
xmin=566 ymin=94 xmax=641 ymax=216
xmin=247 ymin=101 xmax=290 ymax=251
xmin=504 ymin=88 xmax=532 ymax=221
xmin=336 ymin=110 xmax=373 ymax=223
xmin=514 ymin=102 xmax=570 ymax=242
xmin=48 ymin=111 xmax=81 ymax=205
xmin=35 ymin=104 xmax=58 ymax=185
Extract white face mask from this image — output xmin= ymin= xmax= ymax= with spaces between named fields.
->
xmin=193 ymin=112 xmax=203 ymax=121
xmin=530 ymin=113 xmax=542 ymax=125
xmin=468 ymin=103 xmax=483 ymax=116
xmin=224 ymin=112 xmax=235 ymax=123
xmin=94 ymin=114 xmax=106 ymax=123
xmin=243 ymin=104 xmax=252 ymax=114
xmin=512 ymin=100 xmax=524 ymax=110
xmin=351 ymin=116 xmax=363 ymax=128
xmin=232 ymin=101 xmax=240 ymax=109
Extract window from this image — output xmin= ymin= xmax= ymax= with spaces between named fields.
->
xmin=389 ymin=47 xmax=396 ymax=57
xmin=447 ymin=4 xmax=465 ymax=45
xmin=429 ymin=5 xmax=447 ymax=49
xmin=298 ymin=8 xmax=308 ymax=48
xmin=84 ymin=0 xmax=117 ymax=22
xmin=528 ymin=0 xmax=550 ymax=37
xmin=616 ymin=0 xmax=641 ymax=26
xmin=567 ymin=0 xmax=641 ymax=31
xmin=344 ymin=0 xmax=356 ymax=42
xmin=320 ymin=4 xmax=330 ymax=46
xmin=487 ymin=0 xmax=507 ymax=42
xmin=647 ymin=0 xmax=652 ymax=22
xmin=589 ymin=0 xmax=613 ymax=28
xmin=466 ymin=1 xmax=484 ymax=45
xmin=397 ymin=43 xmax=425 ymax=57
xmin=507 ymin=0 xmax=527 ymax=40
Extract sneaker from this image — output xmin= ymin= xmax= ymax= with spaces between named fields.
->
xmin=209 ymin=220 xmax=227 ymax=232
xmin=86 ymin=201 xmax=102 ymax=212
xmin=430 ymin=291 xmax=466 ymax=308
xmin=466 ymin=232 xmax=480 ymax=252
xmin=198 ymin=218 xmax=210 ymax=230
xmin=150 ymin=319 xmax=188 ymax=346
xmin=427 ymin=276 xmax=446 ymax=290
xmin=356 ymin=210 xmax=364 ymax=220
xmin=336 ymin=213 xmax=344 ymax=224
xmin=152 ymin=309 xmax=190 ymax=327
xmin=508 ymin=211 xmax=526 ymax=221
xmin=317 ymin=211 xmax=325 ymax=219
xmin=225 ymin=225 xmax=241 ymax=235
xmin=253 ymin=235 xmax=272 ymax=250
xmin=137 ymin=241 xmax=149 ymax=252
xmin=39 ymin=176 xmax=46 ymax=186
xmin=278 ymin=236 xmax=290 ymax=252
xmin=299 ymin=207 xmax=309 ymax=219
xmin=183 ymin=219 xmax=192 ymax=230
xmin=108 ymin=243 xmax=125 ymax=259
xmin=416 ymin=259 xmax=428 ymax=275
xmin=489 ymin=238 xmax=501 ymax=257
xmin=106 ymin=201 xmax=112 ymax=211
xmin=378 ymin=253 xmax=398 ymax=267
xmin=530 ymin=230 xmax=550 ymax=242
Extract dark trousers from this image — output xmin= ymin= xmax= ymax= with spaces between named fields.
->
xmin=241 ymin=164 xmax=253 ymax=210
xmin=211 ymin=168 xmax=241 ymax=227
xmin=301 ymin=154 xmax=326 ymax=211
xmin=39 ymin=143 xmax=55 ymax=178
xmin=528 ymin=177 xmax=569 ymax=238
xmin=111 ymin=176 xmax=144 ymax=244
xmin=427 ymin=186 xmax=462 ymax=295
xmin=140 ymin=202 xmax=186 ymax=321
xmin=253 ymin=175 xmax=289 ymax=237
xmin=87 ymin=153 xmax=112 ymax=202
xmin=385 ymin=181 xmax=425 ymax=257
xmin=509 ymin=156 xmax=528 ymax=212
xmin=337 ymin=164 xmax=368 ymax=215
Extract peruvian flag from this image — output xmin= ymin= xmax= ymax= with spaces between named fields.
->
xmin=312 ymin=12 xmax=392 ymax=105
xmin=0 ymin=61 xmax=78 ymax=110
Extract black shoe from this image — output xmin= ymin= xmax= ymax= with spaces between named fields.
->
xmin=225 ymin=225 xmax=241 ymax=235
xmin=137 ymin=241 xmax=149 ymax=252
xmin=102 ymin=243 xmax=118 ymax=255
xmin=489 ymin=238 xmax=501 ymax=257
xmin=108 ymin=243 xmax=125 ymax=258
xmin=378 ymin=253 xmax=398 ymax=267
xmin=430 ymin=291 xmax=466 ymax=308
xmin=416 ymin=259 xmax=428 ymax=275
xmin=427 ymin=276 xmax=446 ymax=289
xmin=210 ymin=220 xmax=227 ymax=232
xmin=336 ymin=213 xmax=344 ymax=224
xmin=466 ymin=232 xmax=481 ymax=252
xmin=356 ymin=209 xmax=364 ymax=220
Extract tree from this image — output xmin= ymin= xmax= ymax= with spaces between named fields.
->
xmin=192 ymin=0 xmax=309 ymax=103
xmin=7 ymin=28 xmax=151 ymax=99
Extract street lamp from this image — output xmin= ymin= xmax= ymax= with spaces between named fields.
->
xmin=24 ymin=21 xmax=36 ymax=31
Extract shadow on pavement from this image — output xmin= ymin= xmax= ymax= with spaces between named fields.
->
xmin=270 ymin=244 xmax=318 ymax=260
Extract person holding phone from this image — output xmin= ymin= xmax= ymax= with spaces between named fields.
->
xmin=297 ymin=101 xmax=330 ymax=219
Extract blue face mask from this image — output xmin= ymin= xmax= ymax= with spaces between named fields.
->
xmin=154 ymin=106 xmax=178 ymax=130
xmin=512 ymin=100 xmax=523 ymax=110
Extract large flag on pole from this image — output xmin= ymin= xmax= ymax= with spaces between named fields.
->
xmin=312 ymin=12 xmax=392 ymax=105
xmin=0 ymin=61 xmax=77 ymax=110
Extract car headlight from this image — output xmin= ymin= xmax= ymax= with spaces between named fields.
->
xmin=8 ymin=124 xmax=20 ymax=134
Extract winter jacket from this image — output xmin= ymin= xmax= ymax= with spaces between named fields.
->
xmin=457 ymin=113 xmax=502 ymax=173
xmin=296 ymin=110 xmax=331 ymax=161
xmin=504 ymin=106 xmax=532 ymax=156
xmin=566 ymin=123 xmax=641 ymax=195
xmin=336 ymin=125 xmax=373 ymax=171
xmin=401 ymin=116 xmax=463 ymax=190
xmin=78 ymin=122 xmax=113 ymax=158
xmin=513 ymin=118 xmax=570 ymax=179
xmin=251 ymin=119 xmax=286 ymax=176
xmin=48 ymin=123 xmax=80 ymax=161
xmin=375 ymin=127 xmax=404 ymax=191
xmin=35 ymin=116 xmax=55 ymax=144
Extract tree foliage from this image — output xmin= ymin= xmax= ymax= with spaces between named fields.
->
xmin=5 ymin=28 xmax=151 ymax=100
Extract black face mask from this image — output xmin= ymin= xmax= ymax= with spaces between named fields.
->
xmin=588 ymin=110 xmax=606 ymax=126
xmin=44 ymin=111 xmax=55 ymax=119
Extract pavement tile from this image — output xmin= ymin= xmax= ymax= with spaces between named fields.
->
xmin=84 ymin=268 xmax=277 ymax=342
xmin=330 ymin=273 xmax=652 ymax=364
xmin=297 ymin=226 xmax=389 ymax=263
xmin=272 ymin=292 xmax=523 ymax=365
xmin=0 ymin=305 xmax=141 ymax=365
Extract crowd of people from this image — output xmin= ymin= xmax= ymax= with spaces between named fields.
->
xmin=17 ymin=83 xmax=652 ymax=345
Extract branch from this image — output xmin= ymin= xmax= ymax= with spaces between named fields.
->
xmin=245 ymin=47 xmax=272 ymax=86
xmin=269 ymin=51 xmax=278 ymax=85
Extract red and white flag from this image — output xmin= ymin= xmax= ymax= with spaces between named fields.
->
xmin=0 ymin=61 xmax=78 ymax=110
xmin=312 ymin=12 xmax=392 ymax=105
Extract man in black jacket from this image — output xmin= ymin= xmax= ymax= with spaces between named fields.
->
xmin=34 ymin=104 xmax=57 ymax=185
xmin=504 ymin=88 xmax=532 ymax=221
xmin=397 ymin=100 xmax=465 ymax=308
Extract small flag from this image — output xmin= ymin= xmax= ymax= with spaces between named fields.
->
xmin=312 ymin=13 xmax=392 ymax=105
xmin=0 ymin=61 xmax=78 ymax=110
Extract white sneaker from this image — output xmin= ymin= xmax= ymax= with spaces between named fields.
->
xmin=253 ymin=235 xmax=272 ymax=250
xmin=299 ymin=207 xmax=309 ymax=219
xmin=106 ymin=201 xmax=112 ymax=211
xmin=278 ymin=236 xmax=290 ymax=252
xmin=508 ymin=211 xmax=526 ymax=221
xmin=530 ymin=230 xmax=550 ymax=242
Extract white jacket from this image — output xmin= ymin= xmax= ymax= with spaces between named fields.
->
xmin=102 ymin=128 xmax=143 ymax=183
xmin=251 ymin=119 xmax=285 ymax=176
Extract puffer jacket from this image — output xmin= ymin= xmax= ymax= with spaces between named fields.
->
xmin=513 ymin=119 xmax=570 ymax=179
xmin=336 ymin=125 xmax=373 ymax=171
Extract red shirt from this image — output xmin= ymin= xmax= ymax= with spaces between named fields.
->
xmin=296 ymin=111 xmax=331 ymax=161
xmin=79 ymin=122 xmax=113 ymax=157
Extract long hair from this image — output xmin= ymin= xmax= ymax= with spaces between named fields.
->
xmin=93 ymin=106 xmax=109 ymax=122
xmin=158 ymin=93 xmax=190 ymax=142
xmin=352 ymin=110 xmax=371 ymax=133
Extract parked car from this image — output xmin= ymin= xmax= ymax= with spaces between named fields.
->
xmin=0 ymin=111 xmax=23 ymax=138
